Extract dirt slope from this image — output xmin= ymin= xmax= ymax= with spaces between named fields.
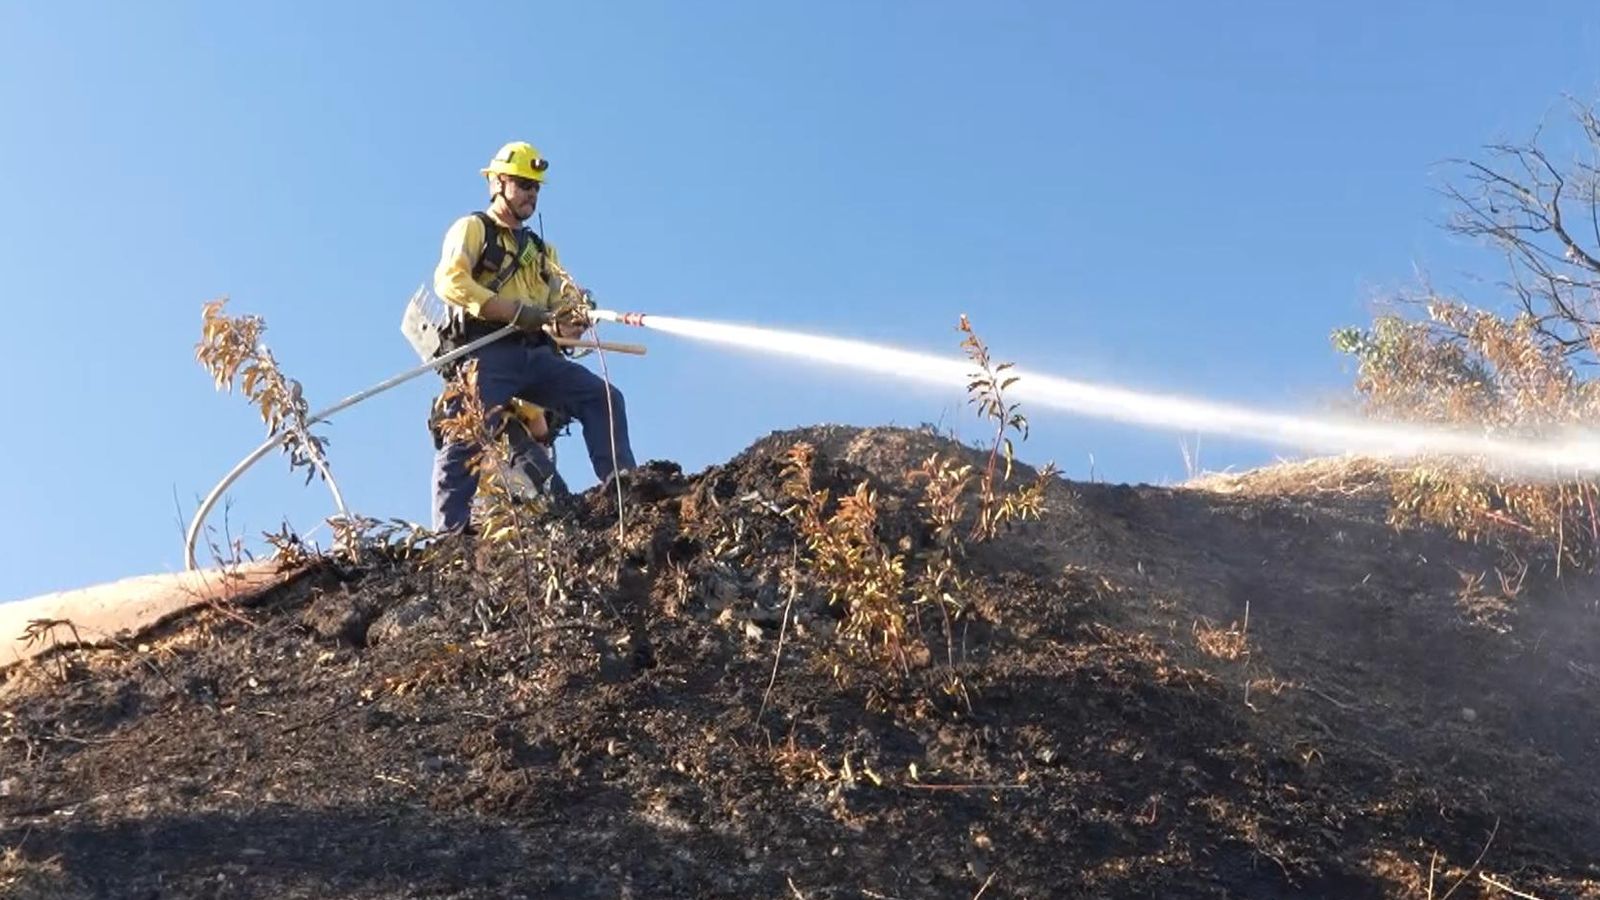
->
xmin=3 ymin=426 xmax=1597 ymax=899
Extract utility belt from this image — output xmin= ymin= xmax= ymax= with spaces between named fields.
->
xmin=446 ymin=311 xmax=549 ymax=347
xmin=433 ymin=310 xmax=553 ymax=381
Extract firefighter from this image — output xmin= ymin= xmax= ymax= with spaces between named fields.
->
xmin=429 ymin=141 xmax=635 ymax=532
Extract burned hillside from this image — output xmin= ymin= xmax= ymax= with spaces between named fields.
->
xmin=3 ymin=426 xmax=1598 ymax=899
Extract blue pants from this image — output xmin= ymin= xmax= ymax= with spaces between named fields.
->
xmin=432 ymin=337 xmax=636 ymax=532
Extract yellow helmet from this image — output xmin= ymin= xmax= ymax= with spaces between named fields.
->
xmin=482 ymin=141 xmax=550 ymax=183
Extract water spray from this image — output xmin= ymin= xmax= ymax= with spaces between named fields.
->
xmin=591 ymin=308 xmax=1600 ymax=478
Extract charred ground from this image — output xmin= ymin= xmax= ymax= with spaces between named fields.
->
xmin=3 ymin=426 xmax=1598 ymax=899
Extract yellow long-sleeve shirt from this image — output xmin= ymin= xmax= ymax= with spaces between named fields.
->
xmin=432 ymin=214 xmax=563 ymax=318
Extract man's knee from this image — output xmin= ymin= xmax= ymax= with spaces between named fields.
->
xmin=563 ymin=369 xmax=625 ymax=414
xmin=579 ymin=383 xmax=627 ymax=425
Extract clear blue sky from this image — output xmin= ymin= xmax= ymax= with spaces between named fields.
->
xmin=2 ymin=2 xmax=1597 ymax=601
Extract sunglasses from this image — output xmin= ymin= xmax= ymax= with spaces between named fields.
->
xmin=508 ymin=175 xmax=542 ymax=191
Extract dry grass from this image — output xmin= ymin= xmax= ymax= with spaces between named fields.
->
xmin=1193 ymin=617 xmax=1250 ymax=661
xmin=1187 ymin=456 xmax=1396 ymax=499
xmin=1366 ymin=842 xmax=1598 ymax=900
xmin=0 ymin=847 xmax=80 ymax=900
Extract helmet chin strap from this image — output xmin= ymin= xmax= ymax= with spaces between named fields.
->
xmin=496 ymin=194 xmax=535 ymax=222
xmin=490 ymin=177 xmax=534 ymax=223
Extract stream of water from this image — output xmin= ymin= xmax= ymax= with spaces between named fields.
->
xmin=597 ymin=311 xmax=1600 ymax=479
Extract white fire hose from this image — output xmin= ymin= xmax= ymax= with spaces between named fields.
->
xmin=182 ymin=325 xmax=519 ymax=569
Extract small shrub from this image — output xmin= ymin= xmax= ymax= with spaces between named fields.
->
xmin=782 ymin=443 xmax=912 ymax=672
xmin=195 ymin=299 xmax=358 ymax=558
xmin=781 ymin=316 xmax=1058 ymax=681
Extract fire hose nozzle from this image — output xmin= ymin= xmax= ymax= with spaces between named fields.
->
xmin=589 ymin=309 xmax=647 ymax=327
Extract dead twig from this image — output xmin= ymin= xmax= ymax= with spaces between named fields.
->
xmin=39 ymin=732 xmax=134 ymax=747
xmin=1439 ymin=818 xmax=1500 ymax=900
xmin=758 ymin=577 xmax=800 ymax=723
xmin=1479 ymin=872 xmax=1549 ymax=900
xmin=5 ymin=776 xmax=160 ymax=818
xmin=478 ymin=619 xmax=598 ymax=645
xmin=1303 ymin=684 xmax=1363 ymax=712
xmin=99 ymin=634 xmax=182 ymax=697
xmin=901 ymin=782 xmax=1028 ymax=793
xmin=531 ymin=619 xmax=600 ymax=637
xmin=20 ymin=619 xmax=81 ymax=682
xmin=198 ymin=588 xmax=260 ymax=629
xmin=279 ymin=697 xmax=361 ymax=736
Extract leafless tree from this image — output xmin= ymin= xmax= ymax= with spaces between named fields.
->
xmin=1443 ymin=98 xmax=1600 ymax=364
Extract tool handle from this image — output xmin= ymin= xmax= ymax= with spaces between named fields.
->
xmin=551 ymin=335 xmax=647 ymax=356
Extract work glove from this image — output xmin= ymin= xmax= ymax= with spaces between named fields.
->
xmin=506 ymin=397 xmax=551 ymax=442
xmin=551 ymin=291 xmax=594 ymax=339
xmin=510 ymin=303 xmax=552 ymax=336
